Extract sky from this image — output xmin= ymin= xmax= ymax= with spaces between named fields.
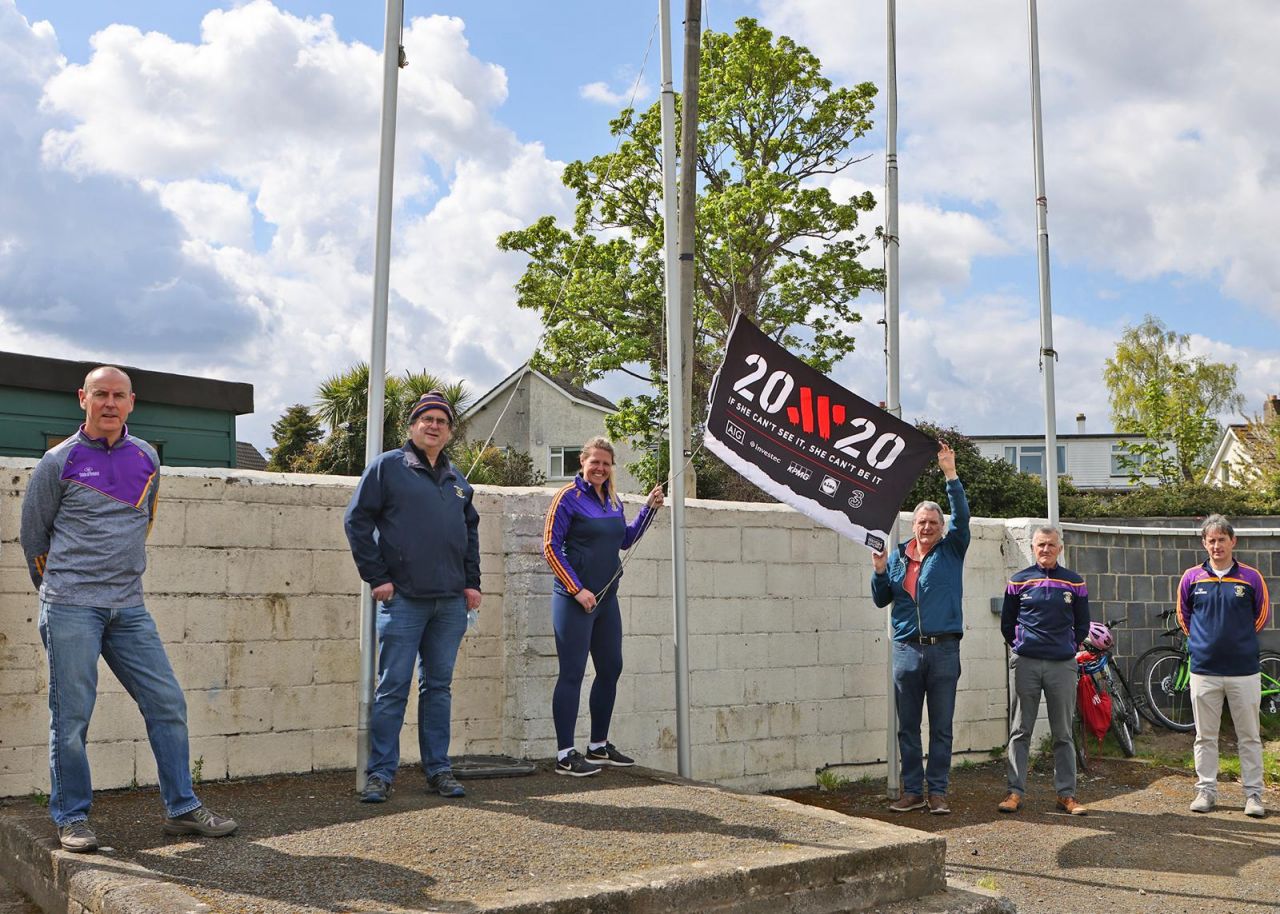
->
xmin=2 ymin=0 xmax=1278 ymax=455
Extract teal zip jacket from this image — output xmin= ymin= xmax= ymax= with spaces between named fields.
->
xmin=871 ymin=478 xmax=970 ymax=640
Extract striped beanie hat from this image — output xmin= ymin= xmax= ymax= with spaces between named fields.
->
xmin=409 ymin=391 xmax=454 ymax=427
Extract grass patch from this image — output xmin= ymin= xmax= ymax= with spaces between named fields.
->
xmin=31 ymin=789 xmax=49 ymax=808
xmin=976 ymin=875 xmax=1000 ymax=892
xmin=815 ymin=769 xmax=850 ymax=792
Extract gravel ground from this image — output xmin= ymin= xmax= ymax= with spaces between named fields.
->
xmin=3 ymin=765 xmax=877 ymax=914
xmin=783 ymin=753 xmax=1280 ymax=914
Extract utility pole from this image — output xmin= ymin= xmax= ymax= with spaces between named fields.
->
xmin=356 ymin=0 xmax=405 ymax=793
xmin=677 ymin=0 xmax=701 ymax=497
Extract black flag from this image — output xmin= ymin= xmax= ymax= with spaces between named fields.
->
xmin=704 ymin=314 xmax=937 ymax=551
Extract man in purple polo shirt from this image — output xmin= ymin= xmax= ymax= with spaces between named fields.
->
xmin=1177 ymin=514 xmax=1271 ymax=818
xmin=20 ymin=366 xmax=238 ymax=852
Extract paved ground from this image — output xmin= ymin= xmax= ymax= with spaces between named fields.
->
xmin=0 ymin=764 xmax=949 ymax=914
xmin=783 ymin=755 xmax=1280 ymax=914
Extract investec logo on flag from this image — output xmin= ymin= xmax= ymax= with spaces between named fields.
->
xmin=704 ymin=315 xmax=937 ymax=549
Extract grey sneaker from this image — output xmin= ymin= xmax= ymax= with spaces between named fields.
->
xmin=428 ymin=770 xmax=466 ymax=798
xmin=1189 ymin=791 xmax=1216 ymax=814
xmin=361 ymin=774 xmax=391 ymax=803
xmin=58 ymin=821 xmax=98 ymax=853
xmin=585 ymin=742 xmax=635 ymax=767
xmin=163 ymin=805 xmax=239 ymax=837
xmin=1244 ymin=795 xmax=1266 ymax=818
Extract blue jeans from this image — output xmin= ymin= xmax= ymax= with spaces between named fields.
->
xmin=367 ymin=594 xmax=467 ymax=781
xmin=38 ymin=602 xmax=200 ymax=827
xmin=892 ymin=639 xmax=962 ymax=796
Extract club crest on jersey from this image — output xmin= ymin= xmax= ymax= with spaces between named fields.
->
xmin=1063 ymin=592 xmax=1073 ymax=604
xmin=1235 ymin=584 xmax=1246 ymax=598
xmin=454 ymin=486 xmax=466 ymax=499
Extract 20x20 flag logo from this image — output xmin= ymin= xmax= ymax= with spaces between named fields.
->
xmin=704 ymin=314 xmax=937 ymax=548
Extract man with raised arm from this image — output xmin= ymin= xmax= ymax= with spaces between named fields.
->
xmin=998 ymin=525 xmax=1091 ymax=816
xmin=20 ymin=366 xmax=238 ymax=853
xmin=871 ymin=442 xmax=969 ymax=815
xmin=1178 ymin=514 xmax=1270 ymax=818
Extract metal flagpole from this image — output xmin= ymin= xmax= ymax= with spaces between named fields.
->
xmin=1027 ymin=0 xmax=1060 ymax=525
xmin=356 ymin=0 xmax=405 ymax=793
xmin=882 ymin=0 xmax=902 ymax=799
xmin=658 ymin=0 xmax=692 ymax=779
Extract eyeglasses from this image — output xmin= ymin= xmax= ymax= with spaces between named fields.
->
xmin=416 ymin=417 xmax=450 ymax=427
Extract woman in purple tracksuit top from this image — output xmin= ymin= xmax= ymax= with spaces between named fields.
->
xmin=543 ymin=437 xmax=664 ymax=776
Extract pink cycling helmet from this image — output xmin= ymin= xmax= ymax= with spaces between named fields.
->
xmin=1084 ymin=621 xmax=1113 ymax=652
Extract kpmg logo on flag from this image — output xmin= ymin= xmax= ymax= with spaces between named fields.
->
xmin=787 ymin=461 xmax=812 ymax=480
xmin=725 ymin=420 xmax=746 ymax=444
xmin=819 ymin=475 xmax=840 ymax=497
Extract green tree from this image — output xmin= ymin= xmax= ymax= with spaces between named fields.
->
xmin=902 ymin=423 xmax=1052 ymax=519
xmin=497 ymin=18 xmax=881 ymax=483
xmin=450 ymin=441 xmax=547 ymax=487
xmin=1235 ymin=404 xmax=1280 ymax=498
xmin=266 ymin=404 xmax=323 ymax=472
xmin=1103 ymin=315 xmax=1243 ymax=483
xmin=301 ymin=364 xmax=473 ymax=476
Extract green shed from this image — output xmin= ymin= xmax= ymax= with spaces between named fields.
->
xmin=0 ymin=352 xmax=254 ymax=468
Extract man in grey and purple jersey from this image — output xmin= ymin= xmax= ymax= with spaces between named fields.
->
xmin=1177 ymin=514 xmax=1271 ymax=818
xmin=19 ymin=366 xmax=238 ymax=852
xmin=997 ymin=525 xmax=1091 ymax=816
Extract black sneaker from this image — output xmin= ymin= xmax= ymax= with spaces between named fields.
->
xmin=585 ymin=742 xmax=635 ymax=767
xmin=361 ymin=774 xmax=392 ymax=803
xmin=555 ymin=749 xmax=601 ymax=777
xmin=428 ymin=770 xmax=466 ymax=798
xmin=163 ymin=805 xmax=239 ymax=837
xmin=58 ymin=821 xmax=98 ymax=853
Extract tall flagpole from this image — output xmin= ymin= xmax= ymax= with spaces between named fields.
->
xmin=882 ymin=0 xmax=902 ymax=799
xmin=1027 ymin=0 xmax=1060 ymax=524
xmin=356 ymin=0 xmax=405 ymax=792
xmin=659 ymin=0 xmax=692 ymax=778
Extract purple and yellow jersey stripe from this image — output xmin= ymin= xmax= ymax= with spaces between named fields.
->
xmin=544 ymin=483 xmax=583 ymax=594
xmin=1177 ymin=560 xmax=1271 ymax=676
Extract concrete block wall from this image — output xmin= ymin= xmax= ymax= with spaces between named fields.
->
xmin=1 ymin=458 xmax=1021 ymax=797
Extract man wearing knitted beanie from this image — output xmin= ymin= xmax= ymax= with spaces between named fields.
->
xmin=344 ymin=391 xmax=482 ymax=801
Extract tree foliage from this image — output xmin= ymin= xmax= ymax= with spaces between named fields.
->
xmin=266 ymin=404 xmax=323 ymax=472
xmin=1060 ymin=482 xmax=1280 ymax=519
xmin=1103 ymin=315 xmax=1243 ymax=483
xmin=497 ymin=18 xmax=881 ymax=480
xmin=1233 ymin=403 xmax=1280 ymax=498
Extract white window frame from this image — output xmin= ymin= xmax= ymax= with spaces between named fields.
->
xmin=548 ymin=445 xmax=582 ymax=480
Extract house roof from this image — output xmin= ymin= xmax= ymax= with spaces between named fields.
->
xmin=235 ymin=441 xmax=268 ymax=470
xmin=465 ymin=363 xmax=618 ymax=417
xmin=0 ymin=351 xmax=254 ymax=414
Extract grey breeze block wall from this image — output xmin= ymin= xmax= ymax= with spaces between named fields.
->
xmin=1064 ymin=520 xmax=1280 ymax=679
xmin=3 ymin=457 xmax=1066 ymax=797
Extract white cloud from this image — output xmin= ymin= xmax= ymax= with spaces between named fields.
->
xmin=2 ymin=0 xmax=573 ymax=449
xmin=579 ymin=77 xmax=652 ymax=107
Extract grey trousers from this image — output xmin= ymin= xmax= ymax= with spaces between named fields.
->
xmin=1006 ymin=653 xmax=1078 ymax=797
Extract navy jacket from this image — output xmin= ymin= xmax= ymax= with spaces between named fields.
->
xmin=543 ymin=474 xmax=653 ymax=596
xmin=1177 ymin=560 xmax=1270 ymax=676
xmin=344 ymin=444 xmax=480 ymax=598
xmin=1001 ymin=563 xmax=1090 ymax=660
xmin=871 ymin=478 xmax=970 ymax=640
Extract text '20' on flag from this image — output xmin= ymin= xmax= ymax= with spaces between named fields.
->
xmin=703 ymin=315 xmax=937 ymax=551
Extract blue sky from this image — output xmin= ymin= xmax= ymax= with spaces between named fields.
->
xmin=3 ymin=0 xmax=1277 ymax=453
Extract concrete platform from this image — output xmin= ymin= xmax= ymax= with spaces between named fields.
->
xmin=0 ymin=766 xmax=1011 ymax=914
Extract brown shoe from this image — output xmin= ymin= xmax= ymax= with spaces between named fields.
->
xmin=1056 ymin=796 xmax=1087 ymax=816
xmin=887 ymin=793 xmax=926 ymax=812
xmin=927 ymin=794 xmax=951 ymax=815
xmin=997 ymin=792 xmax=1022 ymax=813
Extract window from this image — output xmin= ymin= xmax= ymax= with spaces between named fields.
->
xmin=1004 ymin=444 xmax=1066 ymax=477
xmin=1111 ymin=445 xmax=1147 ymax=477
xmin=548 ymin=446 xmax=582 ymax=479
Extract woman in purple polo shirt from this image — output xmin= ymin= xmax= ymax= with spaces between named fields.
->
xmin=542 ymin=437 xmax=664 ymax=776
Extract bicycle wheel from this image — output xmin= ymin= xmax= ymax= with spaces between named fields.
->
xmin=1112 ymin=665 xmax=1143 ymax=735
xmin=1129 ymin=648 xmax=1170 ymax=727
xmin=1073 ymin=706 xmax=1088 ymax=772
xmin=1144 ymin=649 xmax=1195 ymax=732
xmin=1259 ymin=651 xmax=1280 ymax=721
xmin=1110 ymin=699 xmax=1136 ymax=757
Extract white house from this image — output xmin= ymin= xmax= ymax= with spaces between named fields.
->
xmin=1204 ymin=394 xmax=1280 ymax=486
xmin=971 ymin=414 xmax=1160 ymax=490
xmin=463 ymin=364 xmax=644 ymax=493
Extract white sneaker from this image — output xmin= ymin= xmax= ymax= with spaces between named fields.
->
xmin=1189 ymin=790 xmax=1216 ymax=813
xmin=1244 ymin=795 xmax=1266 ymax=818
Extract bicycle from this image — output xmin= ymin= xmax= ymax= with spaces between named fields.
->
xmin=1139 ymin=608 xmax=1280 ymax=731
xmin=1073 ymin=618 xmax=1138 ymax=767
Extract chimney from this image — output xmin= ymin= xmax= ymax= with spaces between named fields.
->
xmin=1076 ymin=413 xmax=1086 ymax=434
xmin=1266 ymin=395 xmax=1280 ymax=423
